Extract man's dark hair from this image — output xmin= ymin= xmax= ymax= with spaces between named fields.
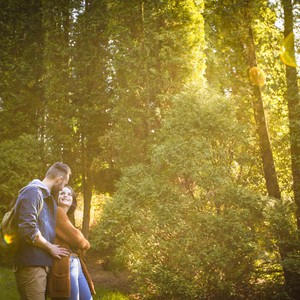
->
xmin=46 ymin=162 xmax=71 ymax=179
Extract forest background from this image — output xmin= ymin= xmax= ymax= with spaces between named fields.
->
xmin=0 ymin=0 xmax=300 ymax=299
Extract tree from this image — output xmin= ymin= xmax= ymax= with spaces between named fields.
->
xmin=243 ymin=0 xmax=281 ymax=199
xmin=204 ymin=0 xmax=300 ymax=297
xmin=205 ymin=0 xmax=282 ymax=199
xmin=282 ymin=0 xmax=300 ymax=230
xmin=0 ymin=134 xmax=43 ymax=213
xmin=106 ymin=0 xmax=205 ymax=168
xmin=281 ymin=0 xmax=300 ymax=297
xmin=92 ymin=86 xmax=276 ymax=299
xmin=0 ymin=0 xmax=44 ymax=141
xmin=0 ymin=0 xmax=46 ymax=213
xmin=70 ymin=0 xmax=111 ymax=237
xmin=41 ymin=0 xmax=75 ymax=164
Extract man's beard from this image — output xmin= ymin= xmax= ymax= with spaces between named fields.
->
xmin=51 ymin=183 xmax=64 ymax=199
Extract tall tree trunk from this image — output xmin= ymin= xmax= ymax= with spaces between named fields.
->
xmin=244 ymin=6 xmax=281 ymax=200
xmin=141 ymin=1 xmax=151 ymax=139
xmin=245 ymin=4 xmax=299 ymax=296
xmin=281 ymin=0 xmax=300 ymax=297
xmin=62 ymin=0 xmax=70 ymax=44
xmin=82 ymin=168 xmax=92 ymax=239
xmin=282 ymin=0 xmax=300 ymax=230
xmin=244 ymin=1 xmax=300 ymax=297
xmin=81 ymin=136 xmax=92 ymax=239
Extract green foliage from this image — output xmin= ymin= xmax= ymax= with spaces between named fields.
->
xmin=0 ymin=134 xmax=43 ymax=211
xmin=0 ymin=0 xmax=44 ymax=140
xmin=204 ymin=0 xmax=290 ymax=196
xmin=70 ymin=0 xmax=112 ymax=182
xmin=96 ymin=290 xmax=129 ymax=300
xmin=91 ymin=86 xmax=284 ymax=298
xmin=265 ymin=197 xmax=300 ymax=269
xmin=106 ymin=0 xmax=205 ymax=167
xmin=0 ymin=0 xmax=300 ymax=297
xmin=152 ymin=84 xmax=246 ymax=185
xmin=41 ymin=0 xmax=76 ymax=162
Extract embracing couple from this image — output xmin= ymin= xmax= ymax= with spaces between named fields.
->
xmin=13 ymin=162 xmax=95 ymax=300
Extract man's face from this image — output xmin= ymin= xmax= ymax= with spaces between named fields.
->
xmin=52 ymin=174 xmax=70 ymax=194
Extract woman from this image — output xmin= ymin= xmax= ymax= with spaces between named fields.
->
xmin=47 ymin=186 xmax=95 ymax=300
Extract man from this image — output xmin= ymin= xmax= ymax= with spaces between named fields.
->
xmin=14 ymin=162 xmax=71 ymax=300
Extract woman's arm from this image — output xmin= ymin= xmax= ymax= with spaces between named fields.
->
xmin=56 ymin=207 xmax=90 ymax=250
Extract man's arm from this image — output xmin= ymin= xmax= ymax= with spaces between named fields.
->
xmin=33 ymin=231 xmax=69 ymax=259
xmin=16 ymin=187 xmax=68 ymax=259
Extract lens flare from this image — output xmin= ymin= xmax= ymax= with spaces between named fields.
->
xmin=249 ymin=67 xmax=266 ymax=87
xmin=280 ymin=33 xmax=297 ymax=68
xmin=3 ymin=234 xmax=14 ymax=244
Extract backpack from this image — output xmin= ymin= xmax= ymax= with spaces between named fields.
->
xmin=0 ymin=188 xmax=44 ymax=263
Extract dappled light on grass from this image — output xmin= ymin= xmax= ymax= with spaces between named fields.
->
xmin=94 ymin=286 xmax=130 ymax=300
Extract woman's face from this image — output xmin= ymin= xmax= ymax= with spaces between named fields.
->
xmin=58 ymin=187 xmax=73 ymax=211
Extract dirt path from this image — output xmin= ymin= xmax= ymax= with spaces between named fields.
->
xmin=85 ymin=254 xmax=132 ymax=294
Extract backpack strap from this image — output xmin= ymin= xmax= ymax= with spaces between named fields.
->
xmin=1 ymin=187 xmax=45 ymax=230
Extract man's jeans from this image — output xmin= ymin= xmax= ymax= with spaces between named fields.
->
xmin=15 ymin=266 xmax=49 ymax=300
xmin=69 ymin=255 xmax=92 ymax=300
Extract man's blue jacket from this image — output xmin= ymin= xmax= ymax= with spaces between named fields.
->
xmin=14 ymin=179 xmax=57 ymax=267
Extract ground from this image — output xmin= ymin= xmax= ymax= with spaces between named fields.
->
xmin=86 ymin=253 xmax=132 ymax=295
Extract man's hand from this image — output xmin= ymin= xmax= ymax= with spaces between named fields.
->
xmin=48 ymin=243 xmax=69 ymax=259
xmin=32 ymin=231 xmax=69 ymax=258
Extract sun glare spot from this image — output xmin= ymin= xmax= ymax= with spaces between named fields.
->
xmin=4 ymin=234 xmax=14 ymax=244
xmin=280 ymin=33 xmax=298 ymax=68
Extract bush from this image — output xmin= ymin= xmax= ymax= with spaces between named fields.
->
xmin=0 ymin=134 xmax=43 ymax=212
xmin=91 ymin=86 xmax=286 ymax=299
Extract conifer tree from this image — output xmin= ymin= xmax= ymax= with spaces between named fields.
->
xmin=106 ymin=0 xmax=205 ymax=167
xmin=0 ymin=0 xmax=44 ymax=140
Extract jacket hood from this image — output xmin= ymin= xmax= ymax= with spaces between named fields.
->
xmin=19 ymin=179 xmax=51 ymax=197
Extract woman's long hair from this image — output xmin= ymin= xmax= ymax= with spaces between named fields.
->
xmin=64 ymin=186 xmax=77 ymax=217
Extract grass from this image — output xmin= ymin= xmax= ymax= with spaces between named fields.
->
xmin=0 ymin=266 xmax=18 ymax=299
xmin=95 ymin=287 xmax=130 ymax=300
xmin=0 ymin=266 xmax=130 ymax=300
